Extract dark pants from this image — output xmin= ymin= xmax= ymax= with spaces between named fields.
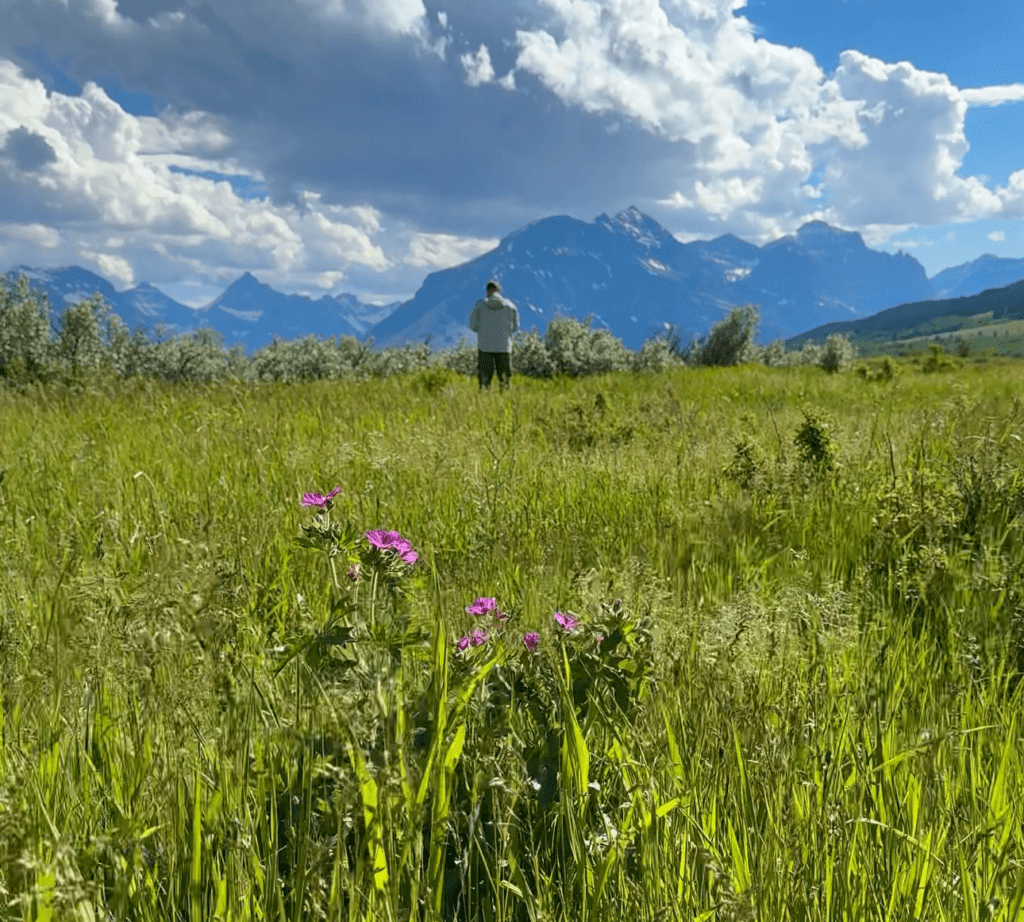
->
xmin=478 ymin=351 xmax=512 ymax=390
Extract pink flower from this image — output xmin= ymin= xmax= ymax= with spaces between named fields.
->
xmin=301 ymin=486 xmax=341 ymax=508
xmin=348 ymin=564 xmax=360 ymax=582
xmin=365 ymin=529 xmax=418 ymax=565
xmin=597 ymin=634 xmax=604 ymax=643
xmin=523 ymin=632 xmax=539 ymax=652
xmin=470 ymin=627 xmax=489 ymax=647
xmin=465 ymin=597 xmax=497 ymax=615
xmin=554 ymin=611 xmax=578 ymax=632
xmin=456 ymin=636 xmax=469 ymax=652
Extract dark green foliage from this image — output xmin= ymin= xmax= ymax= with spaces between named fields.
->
xmin=724 ymin=437 xmax=767 ymax=491
xmin=558 ymin=390 xmax=637 ymax=450
xmin=793 ymin=409 xmax=837 ymax=471
xmin=686 ymin=304 xmax=760 ymax=367
xmin=922 ymin=342 xmax=960 ymax=373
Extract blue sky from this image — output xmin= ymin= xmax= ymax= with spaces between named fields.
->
xmin=0 ymin=0 xmax=1021 ymax=310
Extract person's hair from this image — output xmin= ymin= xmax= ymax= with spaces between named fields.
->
xmin=486 ymin=280 xmax=500 ymax=293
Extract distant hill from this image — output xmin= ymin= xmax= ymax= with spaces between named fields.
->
xmin=784 ymin=278 xmax=1024 ymax=348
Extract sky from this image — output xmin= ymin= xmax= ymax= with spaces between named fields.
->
xmin=0 ymin=0 xmax=1022 ymax=310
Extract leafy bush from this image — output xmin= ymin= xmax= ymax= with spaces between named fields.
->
xmin=629 ymin=334 xmax=684 ymax=373
xmin=760 ymin=339 xmax=790 ymax=367
xmin=544 ymin=314 xmax=632 ymax=377
xmin=511 ymin=327 xmax=556 ymax=378
xmin=724 ymin=436 xmax=768 ymax=491
xmin=0 ymin=275 xmax=52 ymax=380
xmin=922 ymin=342 xmax=960 ymax=373
xmin=793 ymin=409 xmax=837 ymax=472
xmin=820 ymin=333 xmax=857 ymax=373
xmin=687 ymin=304 xmax=760 ymax=367
xmin=437 ymin=337 xmax=478 ymax=377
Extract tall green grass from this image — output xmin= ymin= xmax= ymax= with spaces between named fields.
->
xmin=1 ymin=363 xmax=1024 ymax=920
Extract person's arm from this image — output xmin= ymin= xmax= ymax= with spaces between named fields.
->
xmin=469 ymin=302 xmax=479 ymax=332
xmin=511 ymin=304 xmax=520 ymax=335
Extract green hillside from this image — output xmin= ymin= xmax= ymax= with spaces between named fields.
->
xmin=786 ymin=278 xmax=1024 ymax=354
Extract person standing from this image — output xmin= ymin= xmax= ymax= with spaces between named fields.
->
xmin=469 ymin=279 xmax=520 ymax=391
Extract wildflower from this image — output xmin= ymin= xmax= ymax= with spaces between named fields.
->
xmin=456 ymin=636 xmax=470 ymax=652
xmin=493 ymin=609 xmax=509 ymax=622
xmin=465 ymin=597 xmax=497 ymax=615
xmin=554 ymin=611 xmax=578 ymax=632
xmin=523 ymin=631 xmax=539 ymax=652
xmin=348 ymin=564 xmax=360 ymax=582
xmin=597 ymin=634 xmax=604 ymax=643
xmin=301 ymin=486 xmax=341 ymax=508
xmin=470 ymin=627 xmax=489 ymax=647
xmin=365 ymin=529 xmax=418 ymax=565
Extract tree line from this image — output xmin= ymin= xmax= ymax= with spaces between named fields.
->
xmin=0 ymin=273 xmax=857 ymax=385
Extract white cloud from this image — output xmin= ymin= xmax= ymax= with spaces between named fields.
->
xmin=0 ymin=222 xmax=60 ymax=248
xmin=498 ymin=71 xmax=516 ymax=91
xmin=501 ymin=0 xmax=1024 ymax=239
xmin=0 ymin=59 xmax=393 ymax=289
xmin=988 ymin=230 xmax=1006 ymax=241
xmin=691 ymin=175 xmax=764 ymax=219
xmin=961 ymin=84 xmax=1024 ymax=106
xmin=299 ymin=0 xmax=429 ymax=37
xmin=405 ymin=231 xmax=499 ymax=268
xmin=85 ymin=250 xmax=135 ymax=288
xmin=461 ymin=44 xmax=495 ymax=86
xmin=316 ymin=270 xmax=346 ymax=288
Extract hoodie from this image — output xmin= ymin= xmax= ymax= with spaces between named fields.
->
xmin=469 ymin=293 xmax=520 ymax=352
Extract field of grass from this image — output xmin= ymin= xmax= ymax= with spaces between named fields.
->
xmin=849 ymin=315 xmax=1024 ymax=358
xmin=2 ymin=362 xmax=1024 ymax=921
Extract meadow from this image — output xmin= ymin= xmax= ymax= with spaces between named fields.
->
xmin=2 ymin=359 xmax=1024 ymax=921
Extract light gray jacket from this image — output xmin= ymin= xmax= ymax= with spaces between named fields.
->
xmin=469 ymin=294 xmax=520 ymax=352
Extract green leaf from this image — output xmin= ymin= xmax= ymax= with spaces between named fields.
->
xmin=443 ymin=722 xmax=467 ymax=773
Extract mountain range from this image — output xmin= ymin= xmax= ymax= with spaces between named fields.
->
xmin=0 ymin=265 xmax=400 ymax=351
xmin=5 ymin=207 xmax=1024 ymax=351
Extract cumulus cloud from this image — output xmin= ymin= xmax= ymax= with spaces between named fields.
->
xmin=2 ymin=0 xmax=1023 ymax=301
xmin=405 ymin=231 xmax=500 ymax=268
xmin=0 ymin=59 xmax=391 ymax=291
xmin=988 ymin=230 xmax=1006 ymax=241
xmin=506 ymin=0 xmax=1024 ymax=236
xmin=461 ymin=44 xmax=495 ymax=86
xmin=0 ymin=222 xmax=61 ymax=248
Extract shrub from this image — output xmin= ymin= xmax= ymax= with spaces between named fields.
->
xmin=724 ymin=437 xmax=768 ymax=490
xmin=794 ymin=409 xmax=837 ymax=472
xmin=760 ymin=339 xmax=790 ymax=367
xmin=437 ymin=337 xmax=477 ymax=377
xmin=544 ymin=314 xmax=632 ymax=377
xmin=511 ymin=328 xmax=556 ymax=378
xmin=54 ymin=294 xmax=111 ymax=376
xmin=922 ymin=343 xmax=959 ymax=374
xmin=687 ymin=304 xmax=760 ymax=367
xmin=152 ymin=329 xmax=231 ymax=383
xmin=630 ymin=333 xmax=683 ymax=373
xmin=0 ymin=275 xmax=54 ymax=379
xmin=820 ymin=333 xmax=857 ymax=373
